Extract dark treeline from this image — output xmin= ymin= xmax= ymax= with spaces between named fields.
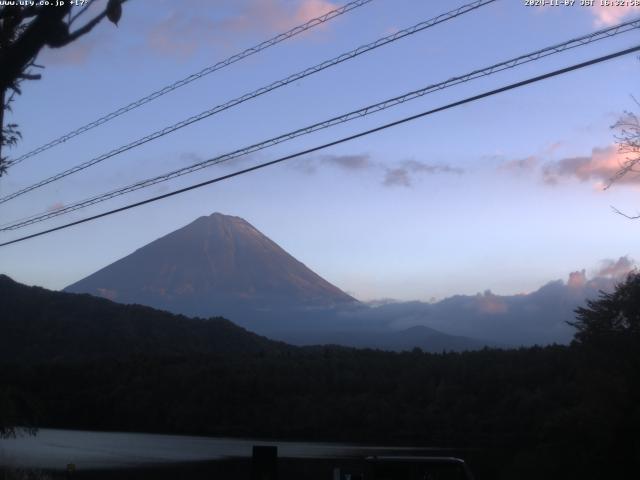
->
xmin=3 ymin=341 xmax=639 ymax=479
xmin=2 ymin=275 xmax=640 ymax=479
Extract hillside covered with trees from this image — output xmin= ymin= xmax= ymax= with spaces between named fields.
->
xmin=2 ymin=274 xmax=640 ymax=479
xmin=0 ymin=274 xmax=289 ymax=363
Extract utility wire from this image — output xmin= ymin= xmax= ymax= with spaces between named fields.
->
xmin=0 ymin=0 xmax=497 ymax=205
xmin=4 ymin=0 xmax=375 ymax=169
xmin=1 ymin=44 xmax=638 ymax=248
xmin=3 ymin=17 xmax=639 ymax=231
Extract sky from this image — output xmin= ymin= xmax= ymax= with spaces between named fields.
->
xmin=0 ymin=0 xmax=639 ymax=302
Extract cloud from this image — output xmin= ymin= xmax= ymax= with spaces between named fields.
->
xmin=358 ymin=257 xmax=636 ymax=346
xmin=292 ymin=0 xmax=337 ymax=26
xmin=542 ymin=145 xmax=638 ymax=187
xmin=295 ymin=153 xmax=372 ymax=174
xmin=565 ymin=256 xmax=636 ymax=292
xmin=294 ymin=256 xmax=637 ymax=349
xmin=588 ymin=4 xmax=640 ymax=26
xmin=499 ymin=156 xmax=539 ymax=172
xmin=595 ymin=256 xmax=636 ymax=279
xmin=146 ymin=0 xmax=337 ymax=58
xmin=147 ymin=12 xmax=208 ymax=57
xmin=475 ymin=291 xmax=508 ymax=314
xmin=39 ymin=39 xmax=100 ymax=66
xmin=322 ymin=153 xmax=372 ymax=170
xmin=383 ymin=160 xmax=463 ymax=188
xmin=47 ymin=202 xmax=65 ymax=212
xmin=567 ymin=269 xmax=587 ymax=288
xmin=236 ymin=0 xmax=337 ymax=32
xmin=295 ymin=154 xmax=463 ymax=187
xmin=383 ymin=168 xmax=411 ymax=187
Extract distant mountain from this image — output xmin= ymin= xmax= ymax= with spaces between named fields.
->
xmin=276 ymin=324 xmax=490 ymax=352
xmin=61 ymin=213 xmax=496 ymax=352
xmin=65 ymin=213 xmax=356 ymax=322
xmin=0 ymin=275 xmax=288 ymax=363
xmin=0 ymin=275 xmax=484 ymax=359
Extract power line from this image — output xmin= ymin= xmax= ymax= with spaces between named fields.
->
xmin=2 ymin=44 xmax=638 ymax=248
xmin=3 ymin=17 xmax=639 ymax=232
xmin=0 ymin=0 xmax=497 ymax=205
xmin=4 ymin=0 xmax=375 ymax=169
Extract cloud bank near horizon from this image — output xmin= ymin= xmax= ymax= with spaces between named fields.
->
xmin=348 ymin=256 xmax=637 ymax=346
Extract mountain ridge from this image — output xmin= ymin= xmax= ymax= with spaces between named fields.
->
xmin=0 ymin=273 xmax=289 ymax=363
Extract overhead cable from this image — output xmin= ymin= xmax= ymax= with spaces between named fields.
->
xmin=3 ymin=17 xmax=639 ymax=231
xmin=4 ymin=0 xmax=376 ymax=168
xmin=1 ymin=43 xmax=638 ymax=248
xmin=0 ymin=0 xmax=497 ymax=204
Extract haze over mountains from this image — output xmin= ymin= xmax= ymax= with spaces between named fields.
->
xmin=64 ymin=212 xmax=636 ymax=350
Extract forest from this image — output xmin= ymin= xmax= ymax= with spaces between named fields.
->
xmin=1 ymin=274 xmax=640 ymax=479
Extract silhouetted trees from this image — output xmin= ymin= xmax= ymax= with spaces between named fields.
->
xmin=571 ymin=272 xmax=640 ymax=343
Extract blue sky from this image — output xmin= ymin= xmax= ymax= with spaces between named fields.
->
xmin=0 ymin=0 xmax=639 ymax=301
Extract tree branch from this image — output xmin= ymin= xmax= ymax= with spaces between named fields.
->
xmin=17 ymin=73 xmax=41 ymax=80
xmin=611 ymin=206 xmax=640 ymax=220
xmin=50 ymin=0 xmax=128 ymax=47
xmin=69 ymin=0 xmax=98 ymax=26
xmin=63 ymin=9 xmax=108 ymax=45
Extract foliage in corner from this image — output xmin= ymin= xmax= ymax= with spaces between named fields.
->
xmin=570 ymin=272 xmax=640 ymax=345
xmin=0 ymin=0 xmax=127 ymax=175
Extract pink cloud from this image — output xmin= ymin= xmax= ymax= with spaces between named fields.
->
xmin=567 ymin=269 xmax=587 ymax=289
xmin=565 ymin=257 xmax=636 ymax=292
xmin=589 ymin=4 xmax=640 ymax=26
xmin=542 ymin=145 xmax=639 ymax=187
xmin=47 ymin=202 xmax=65 ymax=212
xmin=146 ymin=0 xmax=338 ymax=59
xmin=595 ymin=256 xmax=636 ymax=279
xmin=293 ymin=0 xmax=337 ymax=25
xmin=147 ymin=11 xmax=213 ymax=58
xmin=476 ymin=291 xmax=508 ymax=314
xmin=39 ymin=37 xmax=99 ymax=66
xmin=224 ymin=0 xmax=337 ymax=33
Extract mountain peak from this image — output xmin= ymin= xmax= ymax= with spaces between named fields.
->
xmin=209 ymin=211 xmax=236 ymax=219
xmin=201 ymin=212 xmax=245 ymax=222
xmin=65 ymin=214 xmax=356 ymax=320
